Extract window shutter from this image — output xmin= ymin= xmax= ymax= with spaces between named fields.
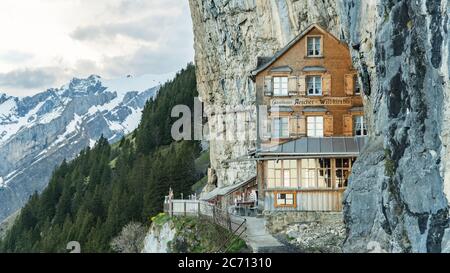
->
xmin=298 ymin=115 xmax=306 ymax=136
xmin=264 ymin=118 xmax=272 ymax=139
xmin=343 ymin=114 xmax=353 ymax=136
xmin=290 ymin=117 xmax=298 ymax=137
xmin=324 ymin=114 xmax=334 ymax=137
xmin=344 ymin=74 xmax=354 ymax=96
xmin=264 ymin=76 xmax=273 ymax=96
xmin=288 ymin=76 xmax=298 ymax=95
xmin=298 ymin=75 xmax=306 ymax=96
xmin=323 ymin=73 xmax=332 ymax=96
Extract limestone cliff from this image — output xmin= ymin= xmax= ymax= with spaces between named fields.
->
xmin=340 ymin=0 xmax=449 ymax=253
xmin=189 ymin=0 xmax=450 ymax=252
xmin=188 ymin=0 xmax=341 ymax=186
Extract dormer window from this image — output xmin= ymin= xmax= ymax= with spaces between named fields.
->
xmin=307 ymin=76 xmax=322 ymax=96
xmin=307 ymin=36 xmax=322 ymax=57
xmin=273 ymin=77 xmax=288 ymax=96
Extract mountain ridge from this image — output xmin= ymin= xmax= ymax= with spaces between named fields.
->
xmin=0 ymin=73 xmax=171 ymax=222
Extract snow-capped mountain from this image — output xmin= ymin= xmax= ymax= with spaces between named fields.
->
xmin=0 ymin=73 xmax=173 ymax=221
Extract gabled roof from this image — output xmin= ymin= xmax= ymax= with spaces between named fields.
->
xmin=258 ymin=137 xmax=367 ymax=157
xmin=251 ymin=24 xmax=345 ymax=76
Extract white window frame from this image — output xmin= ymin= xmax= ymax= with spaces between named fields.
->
xmin=307 ymin=36 xmax=322 ymax=57
xmin=307 ymin=116 xmax=324 ymax=137
xmin=353 ymin=116 xmax=368 ymax=136
xmin=276 ymin=193 xmax=295 ymax=206
xmin=307 ymin=76 xmax=322 ymax=96
xmin=272 ymin=117 xmax=289 ymax=138
xmin=300 ymin=158 xmax=332 ymax=189
xmin=273 ymin=77 xmax=288 ymax=96
xmin=267 ymin=160 xmax=298 ymax=189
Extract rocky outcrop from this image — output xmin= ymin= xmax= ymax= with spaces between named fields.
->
xmin=340 ymin=0 xmax=449 ymax=253
xmin=142 ymin=221 xmax=176 ymax=253
xmin=189 ymin=0 xmax=450 ymax=252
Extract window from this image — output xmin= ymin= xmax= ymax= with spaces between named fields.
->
xmin=318 ymin=158 xmax=332 ymax=188
xmin=307 ymin=37 xmax=322 ymax=57
xmin=284 ymin=160 xmax=297 ymax=187
xmin=272 ymin=117 xmax=289 ymax=138
xmin=301 ymin=159 xmax=317 ymax=188
xmin=267 ymin=160 xmax=298 ymax=189
xmin=276 ymin=192 xmax=296 ymax=207
xmin=301 ymin=159 xmax=332 ymax=189
xmin=273 ymin=77 xmax=288 ymax=96
xmin=335 ymin=158 xmax=352 ymax=188
xmin=307 ymin=116 xmax=324 ymax=137
xmin=353 ymin=116 xmax=368 ymax=136
xmin=307 ymin=76 xmax=322 ymax=95
xmin=354 ymin=75 xmax=361 ymax=95
xmin=267 ymin=160 xmax=282 ymax=188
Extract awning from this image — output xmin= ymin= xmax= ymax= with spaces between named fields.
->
xmin=269 ymin=106 xmax=294 ymax=113
xmin=200 ymin=177 xmax=256 ymax=201
xmin=350 ymin=107 xmax=364 ymax=112
xmin=302 ymin=106 xmax=327 ymax=113
xmin=270 ymin=65 xmax=293 ymax=73
xmin=303 ymin=66 xmax=327 ymax=72
xmin=259 ymin=137 xmax=367 ymax=157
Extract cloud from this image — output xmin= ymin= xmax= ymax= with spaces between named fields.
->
xmin=0 ymin=67 xmax=61 ymax=89
xmin=71 ymin=16 xmax=167 ymax=42
xmin=0 ymin=51 xmax=34 ymax=63
xmin=103 ymin=44 xmax=193 ymax=76
xmin=0 ymin=0 xmax=194 ymax=95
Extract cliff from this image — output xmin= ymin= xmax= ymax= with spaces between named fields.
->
xmin=189 ymin=0 xmax=450 ymax=252
xmin=188 ymin=0 xmax=340 ymax=186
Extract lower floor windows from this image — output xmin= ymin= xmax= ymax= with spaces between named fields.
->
xmin=266 ymin=158 xmax=355 ymax=190
xmin=335 ymin=158 xmax=353 ymax=188
xmin=275 ymin=192 xmax=296 ymax=207
xmin=301 ymin=158 xmax=332 ymax=189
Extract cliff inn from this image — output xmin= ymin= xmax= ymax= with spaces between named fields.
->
xmin=200 ymin=24 xmax=367 ymax=215
xmin=251 ymin=24 xmax=367 ymax=213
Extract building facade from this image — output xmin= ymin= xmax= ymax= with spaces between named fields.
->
xmin=251 ymin=24 xmax=367 ymax=213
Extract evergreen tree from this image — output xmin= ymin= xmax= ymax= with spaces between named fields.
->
xmin=0 ymin=64 xmax=203 ymax=253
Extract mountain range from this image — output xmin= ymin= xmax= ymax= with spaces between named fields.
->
xmin=0 ymin=73 xmax=173 ymax=222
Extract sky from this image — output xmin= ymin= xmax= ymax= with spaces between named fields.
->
xmin=0 ymin=0 xmax=194 ymax=96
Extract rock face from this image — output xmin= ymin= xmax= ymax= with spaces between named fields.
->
xmin=142 ymin=222 xmax=176 ymax=253
xmin=340 ymin=0 xmax=449 ymax=253
xmin=188 ymin=0 xmax=341 ymax=187
xmin=0 ymin=75 xmax=165 ymax=222
xmin=189 ymin=0 xmax=450 ymax=252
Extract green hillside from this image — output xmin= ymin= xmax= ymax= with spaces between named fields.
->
xmin=0 ymin=64 xmax=203 ymax=253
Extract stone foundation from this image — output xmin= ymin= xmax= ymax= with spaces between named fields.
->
xmin=263 ymin=211 xmax=343 ymax=233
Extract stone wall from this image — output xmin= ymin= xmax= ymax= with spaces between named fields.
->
xmin=264 ymin=211 xmax=343 ymax=233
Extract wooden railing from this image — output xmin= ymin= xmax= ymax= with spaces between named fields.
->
xmin=164 ymin=199 xmax=247 ymax=253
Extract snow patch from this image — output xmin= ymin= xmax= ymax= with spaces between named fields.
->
xmin=101 ymin=73 xmax=175 ymax=95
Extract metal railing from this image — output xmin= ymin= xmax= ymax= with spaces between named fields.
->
xmin=164 ymin=199 xmax=247 ymax=253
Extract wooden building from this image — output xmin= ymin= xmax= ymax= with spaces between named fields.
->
xmin=201 ymin=177 xmax=258 ymax=215
xmin=251 ymin=24 xmax=367 ymax=212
